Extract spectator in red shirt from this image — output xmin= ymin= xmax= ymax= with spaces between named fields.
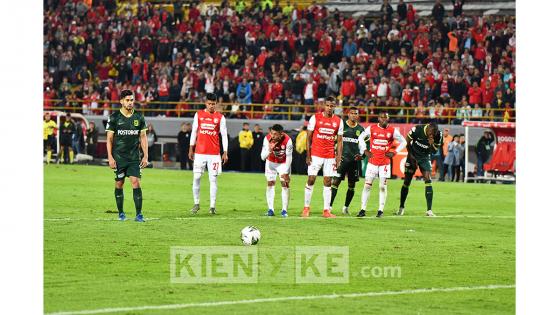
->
xmin=468 ymin=82 xmax=483 ymax=105
xmin=340 ymin=75 xmax=356 ymax=98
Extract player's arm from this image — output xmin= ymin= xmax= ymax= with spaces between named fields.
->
xmin=389 ymin=128 xmax=407 ymax=158
xmin=405 ymin=128 xmax=416 ymax=160
xmin=285 ymin=138 xmax=294 ymax=171
xmin=105 ymin=116 xmax=117 ymax=169
xmin=261 ymin=136 xmax=270 ymax=161
xmin=306 ymin=115 xmax=316 ymax=165
xmin=429 ymin=132 xmax=443 ymax=154
xmin=220 ymin=116 xmax=229 ymax=164
xmin=140 ymin=129 xmax=148 ymax=167
xmin=335 ymin=119 xmax=344 ymax=167
xmin=188 ymin=112 xmax=199 ymax=160
xmin=358 ymin=126 xmax=371 ymax=158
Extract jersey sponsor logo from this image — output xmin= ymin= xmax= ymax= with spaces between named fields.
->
xmin=414 ymin=140 xmax=429 ymax=149
xmin=371 ymin=145 xmax=388 ymax=150
xmin=200 ymin=129 xmax=218 ymax=136
xmin=318 ymin=127 xmax=335 ymax=134
xmin=117 ymin=130 xmax=140 ymax=136
xmin=373 ymin=139 xmax=389 ymax=145
xmin=133 ymin=120 xmax=139 ymax=126
xmin=343 ymin=137 xmax=359 ymax=143
xmin=498 ymin=136 xmax=515 ymax=143
xmin=317 ymin=133 xmax=336 ymax=140
xmin=200 ymin=123 xmax=217 ymax=130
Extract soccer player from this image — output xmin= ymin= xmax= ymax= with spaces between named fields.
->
xmin=302 ymin=96 xmax=343 ymax=218
xmin=357 ymin=111 xmax=406 ymax=218
xmin=329 ymin=107 xmax=365 ymax=215
xmin=106 ymin=90 xmax=149 ymax=222
xmin=59 ymin=113 xmax=75 ymax=164
xmin=189 ymin=93 xmax=228 ymax=215
xmin=43 ymin=113 xmax=57 ymax=164
xmin=398 ymin=121 xmax=443 ymax=217
xmin=261 ymin=124 xmax=293 ymax=217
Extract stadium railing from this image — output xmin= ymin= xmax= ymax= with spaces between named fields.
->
xmin=43 ymin=99 xmax=516 ymax=123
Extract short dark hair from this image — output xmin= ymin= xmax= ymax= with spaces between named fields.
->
xmin=243 ymin=122 xmax=249 ymax=126
xmin=326 ymin=96 xmax=337 ymax=103
xmin=378 ymin=110 xmax=389 ymax=116
xmin=348 ymin=106 xmax=358 ymax=112
xmin=271 ymin=124 xmax=284 ymax=132
xmin=428 ymin=120 xmax=438 ymax=131
xmin=206 ymin=93 xmax=217 ymax=102
xmin=120 ymin=89 xmax=134 ymax=100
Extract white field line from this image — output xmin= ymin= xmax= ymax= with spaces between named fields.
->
xmin=44 ymin=215 xmax=515 ymax=222
xmin=45 ymin=284 xmax=515 ymax=315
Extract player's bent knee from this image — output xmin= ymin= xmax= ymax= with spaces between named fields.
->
xmin=268 ymin=181 xmax=276 ymax=186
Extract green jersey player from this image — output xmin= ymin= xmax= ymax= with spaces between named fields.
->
xmin=106 ymin=90 xmax=148 ymax=222
xmin=330 ymin=107 xmax=365 ymax=215
xmin=398 ymin=121 xmax=443 ymax=217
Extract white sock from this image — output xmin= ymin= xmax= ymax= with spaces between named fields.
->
xmin=209 ymin=175 xmax=218 ymax=208
xmin=361 ymin=181 xmax=372 ymax=210
xmin=379 ymin=179 xmax=388 ymax=212
xmin=323 ymin=186 xmax=332 ymax=211
xmin=304 ymin=184 xmax=314 ymax=207
xmin=281 ymin=186 xmax=289 ymax=211
xmin=266 ymin=185 xmax=275 ymax=211
xmin=193 ymin=172 xmax=202 ymax=204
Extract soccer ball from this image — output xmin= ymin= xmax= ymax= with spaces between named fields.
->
xmin=240 ymin=226 xmax=261 ymax=246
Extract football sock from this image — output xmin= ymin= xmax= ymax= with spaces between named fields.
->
xmin=281 ymin=186 xmax=289 ymax=211
xmin=425 ymin=181 xmax=433 ymax=211
xmin=69 ymin=151 xmax=74 ymax=163
xmin=323 ymin=186 xmax=332 ymax=210
xmin=400 ymin=185 xmax=409 ymax=209
xmin=266 ymin=185 xmax=275 ymax=211
xmin=304 ymin=184 xmax=314 ymax=207
xmin=133 ymin=188 xmax=142 ymax=215
xmin=46 ymin=150 xmax=52 ymax=164
xmin=361 ymin=182 xmax=372 ymax=210
xmin=379 ymin=180 xmax=387 ymax=211
xmin=114 ymin=188 xmax=124 ymax=213
xmin=344 ymin=187 xmax=355 ymax=207
xmin=59 ymin=149 xmax=64 ymax=162
xmin=192 ymin=172 xmax=202 ymax=204
xmin=209 ymin=175 xmax=218 ymax=208
xmin=329 ymin=184 xmax=338 ymax=207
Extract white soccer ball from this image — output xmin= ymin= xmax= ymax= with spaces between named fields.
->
xmin=240 ymin=226 xmax=261 ymax=246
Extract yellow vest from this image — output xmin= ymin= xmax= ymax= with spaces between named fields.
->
xmin=44 ymin=120 xmax=57 ymax=140
xmin=239 ymin=130 xmax=254 ymax=149
xmin=295 ymin=130 xmax=307 ymax=154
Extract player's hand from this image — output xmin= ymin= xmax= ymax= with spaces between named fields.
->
xmin=188 ymin=147 xmax=194 ymax=161
xmin=354 ymin=154 xmax=363 ymax=161
xmin=140 ymin=157 xmax=148 ymax=168
xmin=268 ymin=141 xmax=276 ymax=154
xmin=385 ymin=152 xmax=395 ymax=158
xmin=108 ymin=157 xmax=117 ymax=169
xmin=222 ymin=152 xmax=229 ymax=165
xmin=364 ymin=150 xmax=372 ymax=159
xmin=306 ymin=154 xmax=311 ymax=166
xmin=428 ymin=135 xmax=435 ymax=146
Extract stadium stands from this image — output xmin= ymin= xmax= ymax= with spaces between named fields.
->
xmin=43 ymin=0 xmax=515 ymax=123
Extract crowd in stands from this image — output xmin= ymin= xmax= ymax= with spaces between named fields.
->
xmin=43 ymin=0 xmax=516 ymax=123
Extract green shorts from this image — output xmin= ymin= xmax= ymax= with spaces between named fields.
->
xmin=336 ymin=160 xmax=361 ymax=182
xmin=404 ymin=156 xmax=432 ymax=175
xmin=115 ymin=160 xmax=142 ymax=181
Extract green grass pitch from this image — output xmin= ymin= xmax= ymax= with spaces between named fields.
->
xmin=44 ymin=165 xmax=515 ymax=314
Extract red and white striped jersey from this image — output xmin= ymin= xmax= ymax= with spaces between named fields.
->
xmin=358 ymin=124 xmax=406 ymax=165
xmin=260 ymin=132 xmax=293 ymax=164
xmin=308 ymin=113 xmax=343 ymax=158
xmin=189 ymin=110 xmax=228 ymax=155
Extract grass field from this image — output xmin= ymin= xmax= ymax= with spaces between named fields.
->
xmin=44 ymin=165 xmax=515 ymax=314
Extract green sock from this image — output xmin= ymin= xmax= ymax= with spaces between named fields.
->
xmin=344 ymin=187 xmax=355 ymax=207
xmin=133 ymin=188 xmax=143 ymax=215
xmin=114 ymin=188 xmax=124 ymax=213
xmin=425 ymin=183 xmax=433 ymax=211
xmin=330 ymin=185 xmax=338 ymax=207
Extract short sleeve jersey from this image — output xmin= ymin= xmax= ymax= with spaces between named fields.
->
xmin=106 ymin=110 xmax=147 ymax=161
xmin=407 ymin=124 xmax=443 ymax=160
xmin=341 ymin=120 xmax=365 ymax=161
xmin=308 ymin=113 xmax=343 ymax=158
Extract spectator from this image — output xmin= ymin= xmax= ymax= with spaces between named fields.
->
xmin=380 ymin=0 xmax=394 ymax=23
xmin=440 ymin=127 xmax=453 ymax=181
xmin=236 ymin=78 xmax=252 ymax=104
xmin=177 ymin=122 xmax=192 ymax=170
xmin=340 ymin=75 xmax=356 ymax=99
xmin=452 ymin=0 xmax=465 ymax=17
xmin=343 ymin=38 xmax=357 ymax=58
xmin=444 ymin=135 xmax=461 ymax=182
xmin=476 ymin=131 xmax=495 ymax=179
xmin=397 ymin=0 xmax=407 ymax=21
xmin=146 ymin=123 xmax=158 ymax=162
xmin=238 ymin=122 xmax=254 ymax=172
xmin=471 ymin=103 xmax=483 ymax=121
xmin=86 ymin=122 xmax=98 ymax=157
xmin=72 ymin=118 xmax=83 ymax=155
xmin=457 ymin=134 xmax=466 ymax=181
xmin=293 ymin=126 xmax=308 ymax=174
xmin=250 ymin=124 xmax=265 ymax=172
xmin=431 ymin=0 xmax=445 ymax=23
xmin=468 ymin=82 xmax=482 ymax=106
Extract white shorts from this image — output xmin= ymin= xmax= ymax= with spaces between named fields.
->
xmin=193 ymin=154 xmax=222 ymax=176
xmin=264 ymin=160 xmax=291 ymax=181
xmin=364 ymin=163 xmax=391 ymax=181
xmin=307 ymin=156 xmax=338 ymax=177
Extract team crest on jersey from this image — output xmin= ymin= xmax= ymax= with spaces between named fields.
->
xmin=213 ymin=118 xmax=218 ymax=123
xmin=281 ymin=145 xmax=285 ymax=149
xmin=133 ymin=120 xmax=139 ymax=126
xmin=373 ymin=132 xmax=377 ymax=136
xmin=356 ymin=130 xmax=361 ymax=136
xmin=387 ymin=133 xmax=391 ymax=138
xmin=333 ymin=123 xmax=337 ymax=128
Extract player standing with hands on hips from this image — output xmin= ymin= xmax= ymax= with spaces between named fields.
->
xmin=302 ymin=96 xmax=344 ymax=218
xmin=261 ymin=124 xmax=293 ymax=217
xmin=357 ymin=111 xmax=406 ymax=218
xmin=398 ymin=121 xmax=443 ymax=217
xmin=106 ymin=90 xmax=149 ymax=222
xmin=189 ymin=93 xmax=228 ymax=215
